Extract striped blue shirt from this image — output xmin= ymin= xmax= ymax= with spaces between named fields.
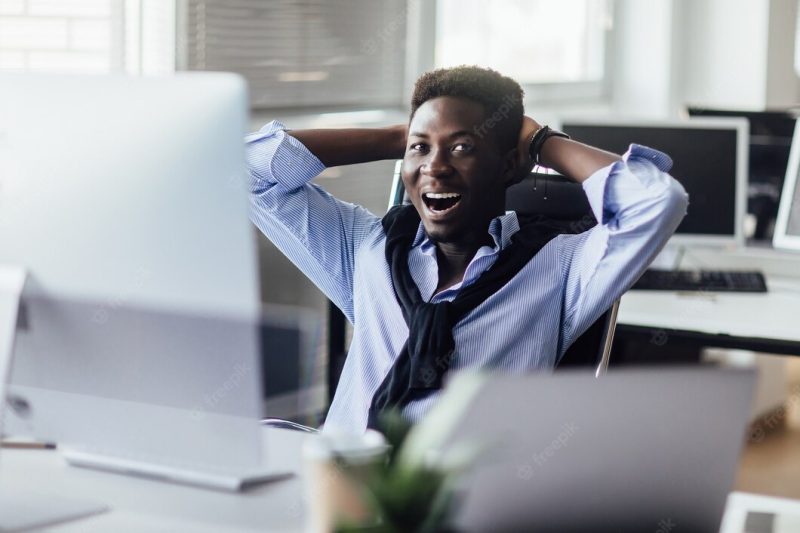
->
xmin=246 ymin=120 xmax=689 ymax=433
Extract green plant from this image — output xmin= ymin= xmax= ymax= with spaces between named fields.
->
xmin=335 ymin=411 xmax=460 ymax=533
xmin=335 ymin=374 xmax=490 ymax=533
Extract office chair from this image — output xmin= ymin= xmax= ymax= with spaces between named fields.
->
xmin=385 ymin=161 xmax=620 ymax=376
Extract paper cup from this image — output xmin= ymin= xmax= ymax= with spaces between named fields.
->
xmin=303 ymin=429 xmax=388 ymax=532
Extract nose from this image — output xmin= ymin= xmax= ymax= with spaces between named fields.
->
xmin=421 ymin=148 xmax=453 ymax=179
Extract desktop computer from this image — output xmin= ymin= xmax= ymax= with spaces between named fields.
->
xmin=561 ymin=118 xmax=767 ymax=292
xmin=0 ymin=72 xmax=289 ymax=529
xmin=687 ymin=107 xmax=798 ymax=241
xmin=562 ymin=118 xmax=749 ymax=246
xmin=0 ymin=74 xmax=259 ymax=316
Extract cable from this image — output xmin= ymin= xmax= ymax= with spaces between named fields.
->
xmin=260 ymin=417 xmax=319 ymax=433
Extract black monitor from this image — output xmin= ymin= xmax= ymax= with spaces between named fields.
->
xmin=687 ymin=107 xmax=798 ymax=240
xmin=562 ymin=118 xmax=748 ymax=246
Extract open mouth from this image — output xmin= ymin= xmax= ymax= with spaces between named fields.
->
xmin=422 ymin=192 xmax=462 ymax=214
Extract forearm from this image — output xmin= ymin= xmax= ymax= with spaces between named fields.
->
xmin=246 ymin=121 xmax=382 ymax=322
xmin=287 ymin=124 xmax=407 ymax=167
xmin=538 ymin=137 xmax=621 ymax=184
xmin=560 ymin=145 xmax=688 ymax=348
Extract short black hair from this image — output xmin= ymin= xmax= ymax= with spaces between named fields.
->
xmin=410 ymin=65 xmax=524 ymax=152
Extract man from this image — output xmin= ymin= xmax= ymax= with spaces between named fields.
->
xmin=246 ymin=66 xmax=688 ymax=433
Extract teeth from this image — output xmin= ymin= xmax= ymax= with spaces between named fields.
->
xmin=424 ymin=192 xmax=461 ymax=199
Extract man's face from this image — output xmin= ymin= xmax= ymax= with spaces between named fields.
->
xmin=401 ymin=96 xmax=515 ymax=246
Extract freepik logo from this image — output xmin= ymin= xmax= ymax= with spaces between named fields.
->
xmin=473 ymin=94 xmax=518 ymax=139
xmin=190 ymin=360 xmax=251 ymax=421
xmin=655 ymin=518 xmax=677 ymax=532
xmin=516 ymin=422 xmax=580 ymax=480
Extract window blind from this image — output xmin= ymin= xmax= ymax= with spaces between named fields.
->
xmin=183 ymin=0 xmax=407 ymax=109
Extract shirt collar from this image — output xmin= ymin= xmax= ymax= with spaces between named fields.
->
xmin=412 ymin=211 xmax=521 ymax=252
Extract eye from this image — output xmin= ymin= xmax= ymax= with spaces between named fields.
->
xmin=452 ymin=142 xmax=473 ymax=153
xmin=409 ymin=142 xmax=429 ymax=153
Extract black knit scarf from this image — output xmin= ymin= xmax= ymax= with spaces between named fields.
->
xmin=366 ymin=204 xmax=568 ymax=429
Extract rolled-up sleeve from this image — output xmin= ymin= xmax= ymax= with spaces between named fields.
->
xmin=246 ymin=120 xmax=381 ymax=322
xmin=559 ymin=144 xmax=689 ymax=354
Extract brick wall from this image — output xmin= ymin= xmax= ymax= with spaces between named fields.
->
xmin=0 ymin=0 xmax=121 ymax=73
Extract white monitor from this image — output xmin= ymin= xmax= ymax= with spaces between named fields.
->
xmin=561 ymin=118 xmax=749 ymax=247
xmin=773 ymin=118 xmax=800 ymax=251
xmin=0 ymin=73 xmax=259 ymax=316
xmin=0 ymin=73 xmax=285 ymax=492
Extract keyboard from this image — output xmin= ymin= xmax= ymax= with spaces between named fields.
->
xmin=631 ymin=269 xmax=768 ymax=293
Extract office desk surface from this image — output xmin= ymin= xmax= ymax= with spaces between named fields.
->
xmin=1 ymin=426 xmax=792 ymax=532
xmin=618 ymin=276 xmax=800 ymax=352
xmin=1 ymin=428 xmax=309 ymax=532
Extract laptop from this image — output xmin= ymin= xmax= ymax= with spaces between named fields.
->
xmin=437 ymin=368 xmax=755 ymax=533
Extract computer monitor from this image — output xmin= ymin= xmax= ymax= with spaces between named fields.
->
xmin=0 ymin=74 xmax=259 ymax=316
xmin=561 ymin=118 xmax=749 ymax=247
xmin=0 ymin=73 xmax=285 ymax=492
xmin=687 ymin=107 xmax=797 ymax=240
xmin=773 ymin=118 xmax=800 ymax=251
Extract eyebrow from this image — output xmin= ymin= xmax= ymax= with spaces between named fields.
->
xmin=408 ymin=130 xmax=476 ymax=140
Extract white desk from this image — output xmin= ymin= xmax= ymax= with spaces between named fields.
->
xmin=617 ymin=247 xmax=800 ymax=356
xmin=618 ymin=276 xmax=800 ymax=352
xmin=2 ymin=428 xmax=794 ymax=532
xmin=1 ymin=428 xmax=310 ymax=532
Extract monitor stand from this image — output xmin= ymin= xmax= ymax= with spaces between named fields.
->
xmin=0 ymin=265 xmax=108 ymax=532
xmin=61 ymin=448 xmax=293 ymax=492
xmin=0 ymin=265 xmax=28 ymax=440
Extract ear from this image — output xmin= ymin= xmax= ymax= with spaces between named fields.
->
xmin=501 ymin=147 xmax=526 ymax=188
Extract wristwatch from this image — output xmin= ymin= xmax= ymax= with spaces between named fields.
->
xmin=528 ymin=125 xmax=570 ymax=166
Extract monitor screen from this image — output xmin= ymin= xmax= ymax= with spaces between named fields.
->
xmin=258 ymin=306 xmax=321 ymax=421
xmin=261 ymin=322 xmax=302 ymax=400
xmin=562 ymin=120 xmax=746 ymax=241
xmin=687 ymin=108 xmax=797 ymax=240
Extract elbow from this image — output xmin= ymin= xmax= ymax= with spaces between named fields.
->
xmin=662 ymin=176 xmax=689 ymax=219
xmin=655 ymin=176 xmax=689 ymax=234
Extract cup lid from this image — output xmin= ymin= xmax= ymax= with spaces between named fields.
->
xmin=304 ymin=429 xmax=388 ymax=461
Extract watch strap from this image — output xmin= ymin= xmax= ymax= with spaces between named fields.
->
xmin=528 ymin=125 xmax=570 ymax=166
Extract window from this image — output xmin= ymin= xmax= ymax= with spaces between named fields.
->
xmin=0 ymin=0 xmax=174 ymax=75
xmin=180 ymin=0 xmax=408 ymax=109
xmin=1 ymin=1 xmax=614 ymax=106
xmin=0 ymin=0 xmax=124 ymax=73
xmin=434 ymin=0 xmax=613 ymax=101
xmin=125 ymin=0 xmax=175 ymax=75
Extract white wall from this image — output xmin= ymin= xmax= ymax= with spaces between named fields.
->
xmin=679 ymin=0 xmax=770 ymax=110
xmin=612 ymin=0 xmax=676 ymax=117
xmin=612 ymin=0 xmax=800 ymax=117
xmin=766 ymin=0 xmax=800 ymax=107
